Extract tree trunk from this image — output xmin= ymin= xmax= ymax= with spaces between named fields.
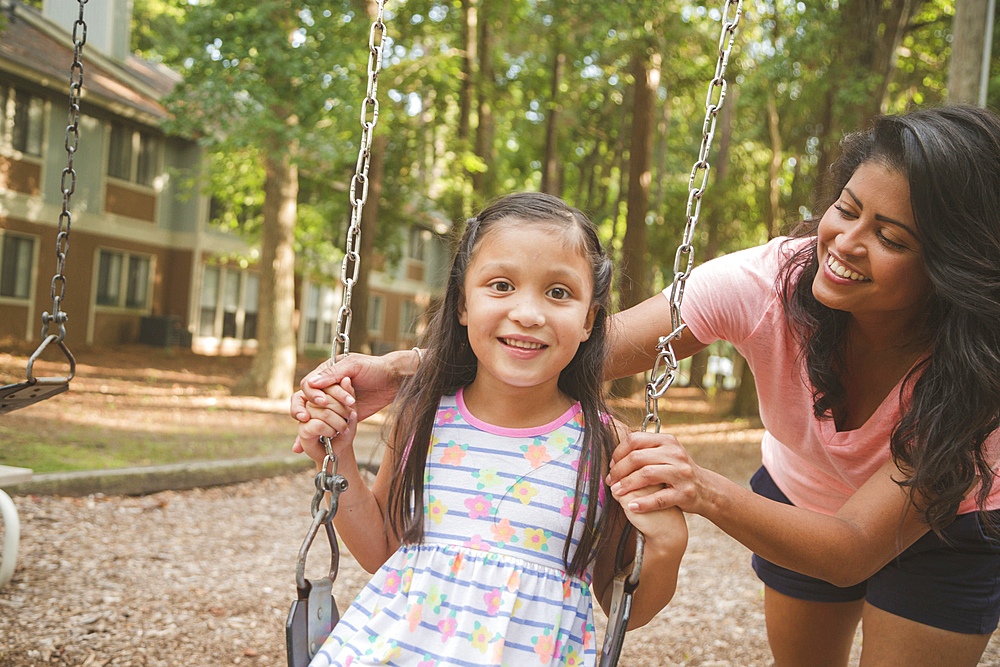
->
xmin=687 ymin=349 xmax=709 ymax=390
xmin=766 ymin=91 xmax=783 ymax=240
xmin=449 ymin=0 xmax=477 ymax=236
xmin=729 ymin=355 xmax=758 ymax=418
xmin=813 ymin=85 xmax=838 ymax=205
xmin=472 ymin=1 xmax=495 ymax=198
xmin=541 ymin=35 xmax=565 ymax=196
xmin=619 ymin=52 xmax=658 ymax=312
xmin=612 ymin=51 xmax=659 ymax=399
xmin=233 ymin=140 xmax=298 ymax=399
xmin=458 ymin=0 xmax=476 ymax=144
xmin=949 ymin=0 xmax=992 ymax=105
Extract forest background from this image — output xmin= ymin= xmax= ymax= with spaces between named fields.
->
xmin=84 ymin=0 xmax=1000 ymax=400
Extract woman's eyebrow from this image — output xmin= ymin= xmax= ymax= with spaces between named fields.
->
xmin=844 ymin=187 xmax=919 ymax=239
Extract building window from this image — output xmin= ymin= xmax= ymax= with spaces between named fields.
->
xmin=199 ymin=266 xmax=219 ymax=337
xmin=242 ymin=274 xmax=259 ymax=340
xmin=0 ymin=233 xmax=35 ymax=299
xmin=368 ymin=294 xmax=384 ymax=335
xmin=96 ymin=249 xmax=151 ymax=310
xmin=408 ymin=227 xmax=429 ymax=262
xmin=198 ymin=265 xmax=259 ymax=340
xmin=304 ymin=282 xmax=338 ymax=347
xmin=222 ymin=269 xmax=241 ymax=338
xmin=0 ymin=85 xmax=44 ymax=157
xmin=399 ymin=299 xmax=419 ymax=337
xmin=107 ymin=122 xmax=160 ymax=187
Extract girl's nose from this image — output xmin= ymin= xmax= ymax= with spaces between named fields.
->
xmin=509 ymin=295 xmax=545 ymax=327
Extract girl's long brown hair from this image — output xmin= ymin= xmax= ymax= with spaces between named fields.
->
xmin=384 ymin=192 xmax=619 ymax=577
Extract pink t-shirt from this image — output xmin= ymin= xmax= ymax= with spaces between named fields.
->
xmin=676 ymin=236 xmax=1000 ymax=515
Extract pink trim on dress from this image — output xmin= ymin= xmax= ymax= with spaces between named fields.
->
xmin=456 ymin=387 xmax=582 ymax=437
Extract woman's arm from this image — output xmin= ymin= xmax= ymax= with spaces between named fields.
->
xmin=607 ymin=432 xmax=929 ymax=587
xmin=591 ymin=422 xmax=688 ymax=629
xmin=606 ymin=294 xmax=710 ymax=381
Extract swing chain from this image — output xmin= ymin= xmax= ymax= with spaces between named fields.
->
xmin=602 ymin=5 xmax=743 ymax=665
xmin=42 ymin=0 xmax=88 ymax=344
xmin=666 ymin=0 xmax=743 ymax=335
xmin=332 ymin=0 xmax=388 ymax=364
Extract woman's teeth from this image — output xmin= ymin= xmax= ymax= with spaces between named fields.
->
xmin=827 ymin=255 xmax=870 ymax=282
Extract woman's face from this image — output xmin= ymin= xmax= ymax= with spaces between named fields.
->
xmin=813 ymin=160 xmax=934 ymax=330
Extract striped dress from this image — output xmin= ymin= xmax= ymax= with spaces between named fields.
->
xmin=309 ymin=388 xmax=602 ymax=666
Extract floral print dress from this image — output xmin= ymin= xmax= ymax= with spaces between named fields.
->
xmin=309 ymin=388 xmax=602 ymax=667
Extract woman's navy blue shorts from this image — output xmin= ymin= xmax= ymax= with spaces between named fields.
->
xmin=749 ymin=466 xmax=1000 ymax=634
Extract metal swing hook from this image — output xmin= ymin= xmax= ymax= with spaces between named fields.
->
xmin=599 ymin=527 xmax=645 ymax=667
xmin=27 ymin=311 xmax=77 ymax=384
xmin=286 ymin=453 xmax=349 ymax=667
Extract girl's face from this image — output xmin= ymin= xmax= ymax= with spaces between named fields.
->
xmin=458 ymin=220 xmax=598 ymax=397
xmin=813 ymin=160 xmax=934 ymax=331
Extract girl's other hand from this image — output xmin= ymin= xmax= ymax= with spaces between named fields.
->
xmin=616 ymin=484 xmax=688 ymax=548
xmin=607 ymin=431 xmax=711 ymax=516
xmin=292 ymin=377 xmax=358 ymax=464
xmin=290 ymin=349 xmax=414 ymax=423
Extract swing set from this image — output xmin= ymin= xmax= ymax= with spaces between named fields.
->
xmin=0 ymin=0 xmax=84 ymax=415
xmin=0 ymin=0 xmax=744 ymax=663
xmin=285 ymin=3 xmax=744 ymax=666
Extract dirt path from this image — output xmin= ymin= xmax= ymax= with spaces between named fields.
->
xmin=2 ymin=344 xmax=999 ymax=665
xmin=3 ymin=471 xmax=1000 ymax=666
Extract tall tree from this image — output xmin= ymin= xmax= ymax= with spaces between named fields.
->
xmin=948 ymin=0 xmax=992 ymax=104
xmin=166 ymin=0 xmax=375 ymax=398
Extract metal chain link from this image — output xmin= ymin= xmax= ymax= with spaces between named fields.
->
xmin=322 ymin=1 xmax=388 ymax=467
xmin=645 ymin=0 xmax=743 ymax=433
xmin=610 ymin=8 xmax=743 ymax=654
xmin=42 ymin=0 xmax=88 ymax=343
xmin=332 ymin=0 xmax=387 ymax=365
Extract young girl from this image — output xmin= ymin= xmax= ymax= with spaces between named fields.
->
xmin=293 ymin=192 xmax=687 ymax=666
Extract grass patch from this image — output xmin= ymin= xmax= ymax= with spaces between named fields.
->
xmin=0 ymin=423 xmax=293 ymax=473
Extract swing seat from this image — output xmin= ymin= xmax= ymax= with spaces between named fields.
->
xmin=0 ymin=380 xmax=70 ymax=415
xmin=0 ymin=332 xmax=76 ymax=415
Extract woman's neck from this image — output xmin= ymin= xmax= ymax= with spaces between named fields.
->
xmin=461 ymin=375 xmax=575 ymax=429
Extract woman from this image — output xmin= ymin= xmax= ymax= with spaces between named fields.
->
xmin=292 ymin=105 xmax=1000 ymax=666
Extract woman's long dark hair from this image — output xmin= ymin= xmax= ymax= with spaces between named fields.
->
xmin=780 ymin=105 xmax=1000 ymax=534
xmin=384 ymin=192 xmax=618 ymax=576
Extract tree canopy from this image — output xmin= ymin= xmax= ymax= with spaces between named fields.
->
xmin=137 ymin=0 xmax=998 ymax=396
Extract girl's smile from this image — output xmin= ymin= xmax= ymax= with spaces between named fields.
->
xmin=458 ymin=221 xmax=597 ymax=412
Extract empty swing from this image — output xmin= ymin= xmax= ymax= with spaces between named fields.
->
xmin=0 ymin=0 xmax=87 ymax=415
xmin=285 ymin=1 xmax=744 ymax=665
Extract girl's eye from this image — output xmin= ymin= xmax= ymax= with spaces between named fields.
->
xmin=491 ymin=281 xmax=513 ymax=292
xmin=547 ymin=287 xmax=569 ymax=300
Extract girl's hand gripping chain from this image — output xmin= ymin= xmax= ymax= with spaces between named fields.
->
xmin=292 ymin=377 xmax=358 ymax=467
